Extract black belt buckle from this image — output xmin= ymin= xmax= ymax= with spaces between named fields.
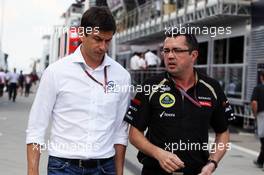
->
xmin=78 ymin=157 xmax=113 ymax=168
xmin=79 ymin=159 xmax=98 ymax=168
xmin=79 ymin=160 xmax=83 ymax=168
xmin=172 ymin=172 xmax=183 ymax=175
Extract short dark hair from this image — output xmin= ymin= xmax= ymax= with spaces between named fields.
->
xmin=165 ymin=28 xmax=199 ymax=53
xmin=81 ymin=6 xmax=116 ymax=34
xmin=260 ymin=71 xmax=264 ymax=79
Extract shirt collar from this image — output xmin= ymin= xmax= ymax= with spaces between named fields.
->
xmin=165 ymin=68 xmax=200 ymax=86
xmin=72 ymin=45 xmax=111 ymax=70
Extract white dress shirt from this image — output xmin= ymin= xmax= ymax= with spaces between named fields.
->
xmin=26 ymin=46 xmax=131 ymax=159
xmin=145 ymin=51 xmax=161 ymax=67
xmin=130 ymin=55 xmax=140 ymax=70
xmin=6 ymin=72 xmax=19 ymax=84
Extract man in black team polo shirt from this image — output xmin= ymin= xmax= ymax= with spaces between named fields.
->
xmin=124 ymin=31 xmax=234 ymax=175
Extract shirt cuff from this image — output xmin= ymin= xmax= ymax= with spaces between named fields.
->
xmin=26 ymin=136 xmax=45 ymax=146
xmin=113 ymin=135 xmax=128 ymax=146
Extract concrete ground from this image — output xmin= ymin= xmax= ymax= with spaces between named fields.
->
xmin=0 ymin=89 xmax=264 ymax=175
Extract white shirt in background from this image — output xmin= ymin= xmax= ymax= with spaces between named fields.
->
xmin=145 ymin=51 xmax=161 ymax=67
xmin=138 ymin=58 xmax=147 ymax=69
xmin=0 ymin=71 xmax=6 ymax=84
xmin=130 ymin=55 xmax=140 ymax=70
xmin=7 ymin=72 xmax=19 ymax=84
xmin=25 ymin=76 xmax=31 ymax=84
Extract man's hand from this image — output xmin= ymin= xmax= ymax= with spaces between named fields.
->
xmin=154 ymin=147 xmax=185 ymax=173
xmin=198 ymin=163 xmax=215 ymax=175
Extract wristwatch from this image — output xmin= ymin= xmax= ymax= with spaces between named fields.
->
xmin=207 ymin=159 xmax=218 ymax=170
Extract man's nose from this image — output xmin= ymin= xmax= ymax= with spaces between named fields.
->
xmin=167 ymin=50 xmax=175 ymax=59
xmin=99 ymin=41 xmax=107 ymax=52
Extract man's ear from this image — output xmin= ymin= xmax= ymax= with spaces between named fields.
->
xmin=78 ymin=27 xmax=85 ymax=41
xmin=191 ymin=50 xmax=199 ymax=62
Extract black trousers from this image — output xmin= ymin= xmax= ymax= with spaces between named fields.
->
xmin=8 ymin=83 xmax=17 ymax=101
xmin=142 ymin=167 xmax=170 ymax=175
xmin=0 ymin=84 xmax=4 ymax=97
xmin=257 ymin=137 xmax=264 ymax=164
xmin=141 ymin=166 xmax=201 ymax=175
xmin=141 ymin=167 xmax=186 ymax=175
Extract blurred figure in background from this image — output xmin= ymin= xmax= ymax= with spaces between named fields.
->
xmin=24 ymin=75 xmax=32 ymax=97
xmin=130 ymin=52 xmax=141 ymax=70
xmin=145 ymin=50 xmax=161 ymax=68
xmin=138 ymin=52 xmax=147 ymax=70
xmin=130 ymin=52 xmax=141 ymax=85
xmin=7 ymin=68 xmax=19 ymax=102
xmin=0 ymin=68 xmax=6 ymax=97
xmin=18 ymin=70 xmax=25 ymax=96
xmin=251 ymin=71 xmax=264 ymax=168
xmin=30 ymin=72 xmax=39 ymax=85
xmin=4 ymin=70 xmax=9 ymax=92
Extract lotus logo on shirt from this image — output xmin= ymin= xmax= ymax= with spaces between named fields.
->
xmin=159 ymin=93 xmax=175 ymax=108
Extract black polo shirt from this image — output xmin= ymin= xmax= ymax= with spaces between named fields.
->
xmin=251 ymin=84 xmax=264 ymax=113
xmin=124 ymin=71 xmax=233 ymax=175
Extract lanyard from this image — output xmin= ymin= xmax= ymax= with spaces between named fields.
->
xmin=176 ymin=85 xmax=201 ymax=108
xmin=80 ymin=63 xmax=108 ymax=93
xmin=168 ymin=72 xmax=201 ymax=108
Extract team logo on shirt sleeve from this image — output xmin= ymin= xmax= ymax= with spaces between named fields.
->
xmin=159 ymin=93 xmax=175 ymax=108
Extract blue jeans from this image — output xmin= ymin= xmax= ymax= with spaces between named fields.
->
xmin=48 ymin=156 xmax=116 ymax=175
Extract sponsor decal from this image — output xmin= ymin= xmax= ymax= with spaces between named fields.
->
xmin=132 ymin=98 xmax=141 ymax=106
xmin=159 ymin=93 xmax=175 ymax=108
xmin=125 ymin=114 xmax=133 ymax=121
xmin=198 ymin=96 xmax=211 ymax=100
xmin=160 ymin=85 xmax=171 ymax=92
xmin=160 ymin=111 xmax=176 ymax=118
xmin=129 ymin=105 xmax=138 ymax=112
xmin=199 ymin=101 xmax=212 ymax=107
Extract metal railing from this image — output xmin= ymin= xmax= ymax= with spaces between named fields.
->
xmin=116 ymin=0 xmax=251 ymax=43
xmin=211 ymin=64 xmax=244 ymax=99
xmin=129 ymin=67 xmax=165 ymax=85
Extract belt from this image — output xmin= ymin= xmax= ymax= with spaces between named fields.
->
xmin=172 ymin=173 xmax=184 ymax=175
xmin=50 ymin=156 xmax=114 ymax=168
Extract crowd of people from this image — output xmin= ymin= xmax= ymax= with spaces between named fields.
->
xmin=0 ymin=68 xmax=38 ymax=102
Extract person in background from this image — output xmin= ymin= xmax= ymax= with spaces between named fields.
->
xmin=251 ymin=71 xmax=264 ymax=169
xmin=0 ymin=68 xmax=6 ymax=97
xmin=4 ymin=70 xmax=9 ymax=92
xmin=145 ymin=49 xmax=161 ymax=68
xmin=130 ymin=52 xmax=141 ymax=70
xmin=7 ymin=68 xmax=19 ymax=102
xmin=24 ymin=75 xmax=32 ymax=97
xmin=18 ymin=70 xmax=25 ymax=96
xmin=138 ymin=52 xmax=147 ymax=70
